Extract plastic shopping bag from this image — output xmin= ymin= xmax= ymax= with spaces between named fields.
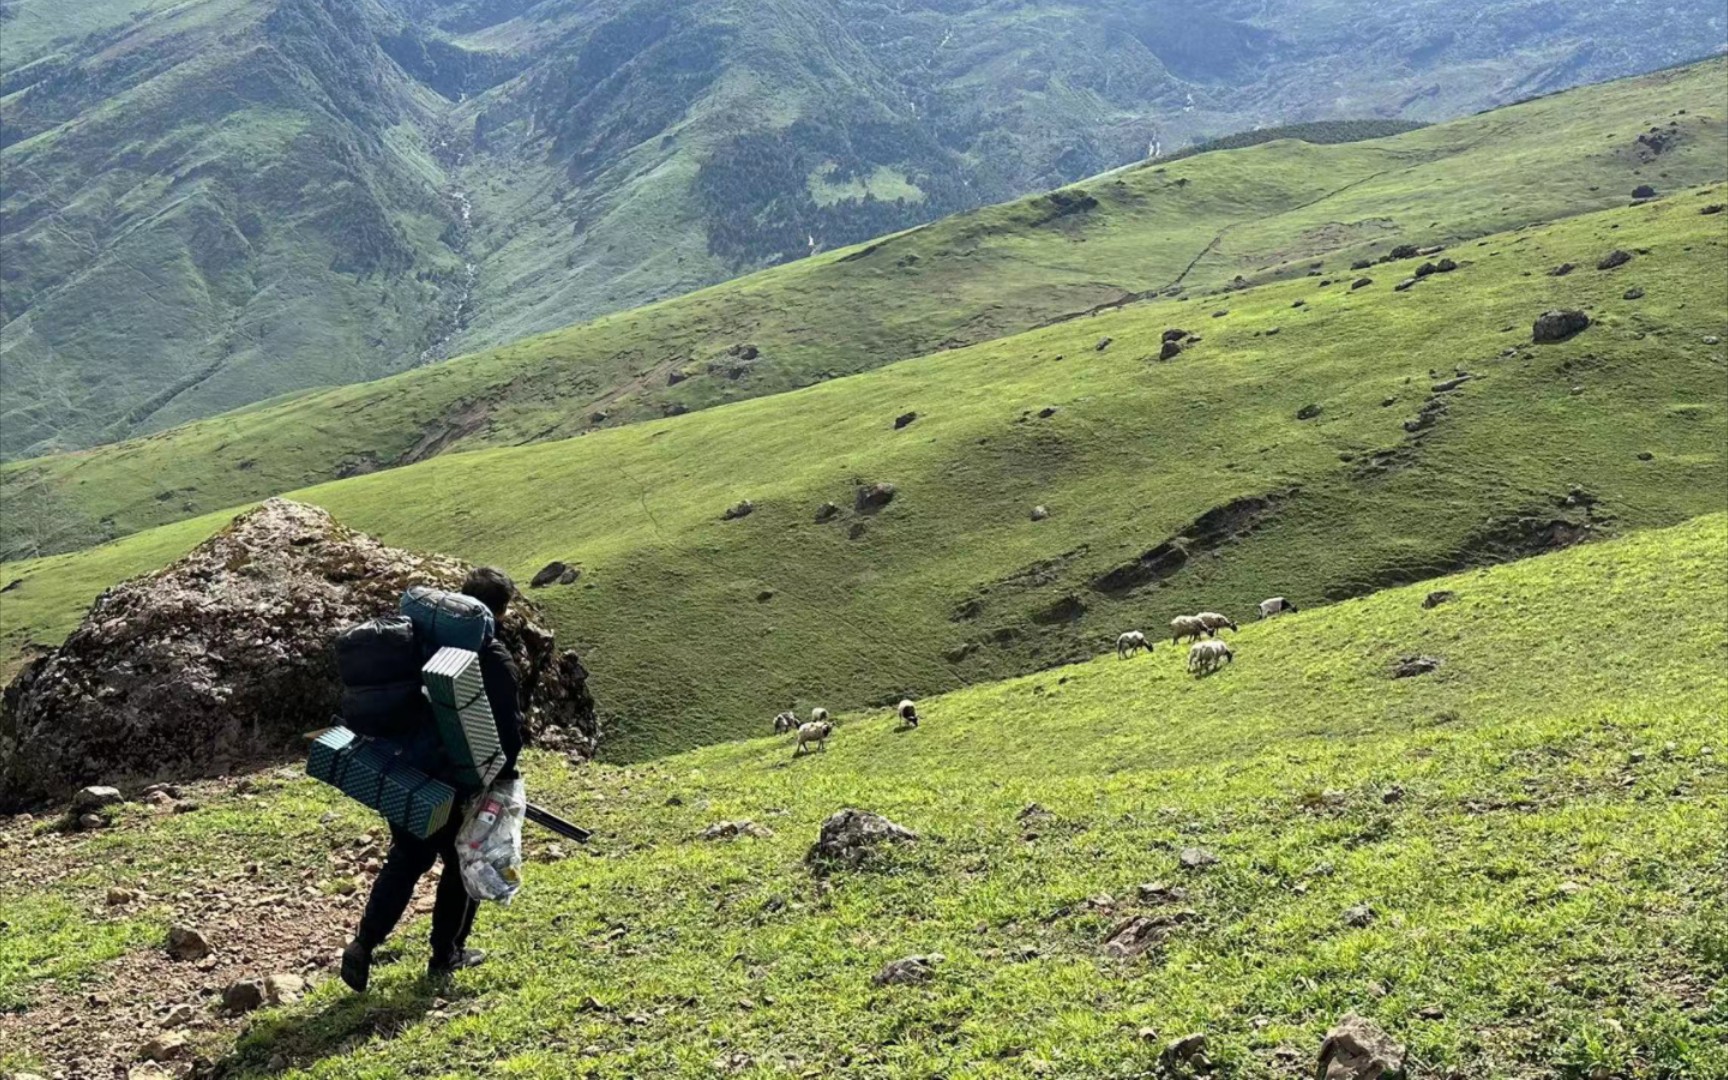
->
xmin=457 ymin=778 xmax=525 ymax=904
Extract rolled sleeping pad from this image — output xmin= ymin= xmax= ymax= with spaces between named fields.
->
xmin=335 ymin=615 xmax=424 ymax=687
xmin=307 ymin=727 xmax=456 ymax=839
xmin=401 ymin=586 xmax=495 ymax=654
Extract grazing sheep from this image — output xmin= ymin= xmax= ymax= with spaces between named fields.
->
xmin=896 ymin=698 xmax=920 ymax=728
xmin=773 ymin=711 xmax=798 ymax=734
xmin=1257 ymin=597 xmax=1298 ymax=619
xmin=795 ymin=721 xmax=833 ymax=755
xmin=1116 ymin=630 xmax=1150 ymax=659
xmin=810 ymin=707 xmax=830 ymax=724
xmin=1196 ymin=612 xmax=1237 ymax=636
xmin=1187 ymin=639 xmax=1234 ymax=674
xmin=1170 ymin=614 xmax=1209 ymax=644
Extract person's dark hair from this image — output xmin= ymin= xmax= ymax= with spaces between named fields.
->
xmin=461 ymin=566 xmax=514 ymax=618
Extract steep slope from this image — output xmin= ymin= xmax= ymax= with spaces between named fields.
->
xmin=6 ymin=191 xmax=1725 ymax=757
xmin=3 ymin=1 xmax=1723 ymax=458
xmin=5 ymin=57 xmax=1724 ymax=555
xmin=4 ymin=514 xmax=1724 ymax=1076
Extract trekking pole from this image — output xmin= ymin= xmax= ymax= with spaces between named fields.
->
xmin=525 ymin=801 xmax=592 ymax=843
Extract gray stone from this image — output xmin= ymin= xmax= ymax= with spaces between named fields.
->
xmin=873 ymin=954 xmax=943 ymax=985
xmin=1318 ymin=1013 xmax=1407 ymax=1079
xmin=1390 ymin=655 xmax=1442 ymax=679
xmin=1596 ymin=249 xmax=1632 ymax=271
xmin=165 ymin=925 xmax=211 ymax=961
xmin=722 ymin=500 xmax=756 ymax=521
xmin=222 ymin=979 xmax=267 ymax=1014
xmin=806 ymin=808 xmax=917 ymax=873
xmin=73 ymin=785 xmax=123 ymax=811
xmin=1161 ymin=1032 xmax=1211 ymax=1072
xmin=1532 ymin=310 xmax=1590 ymax=343
xmin=1422 ymin=590 xmax=1455 ymax=609
xmin=1179 ymin=847 xmax=1219 ymax=870
xmin=137 ymin=1031 xmax=189 ymax=1062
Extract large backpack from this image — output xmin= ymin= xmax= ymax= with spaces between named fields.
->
xmin=333 ymin=616 xmax=432 ymax=741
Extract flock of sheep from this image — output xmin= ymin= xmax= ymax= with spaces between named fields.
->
xmin=772 ymin=597 xmax=1297 ymax=753
xmin=1119 ymin=596 xmax=1297 ymax=674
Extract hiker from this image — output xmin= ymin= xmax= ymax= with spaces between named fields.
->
xmin=342 ymin=567 xmax=525 ymax=990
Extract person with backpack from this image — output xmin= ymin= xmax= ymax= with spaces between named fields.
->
xmin=340 ymin=567 xmax=525 ymax=991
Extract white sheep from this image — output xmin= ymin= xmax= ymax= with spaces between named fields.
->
xmin=1187 ymin=639 xmax=1234 ymax=674
xmin=1258 ymin=597 xmax=1298 ymax=619
xmin=896 ymin=698 xmax=920 ymax=728
xmin=1116 ymin=630 xmax=1150 ymax=659
xmin=795 ymin=720 xmax=833 ymax=754
xmin=810 ymin=707 xmax=830 ymax=724
xmin=1170 ymin=614 xmax=1209 ymax=644
xmin=773 ymin=711 xmax=798 ymax=734
xmin=1196 ymin=612 xmax=1237 ymax=636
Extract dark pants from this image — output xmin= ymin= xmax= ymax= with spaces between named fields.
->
xmin=356 ymin=820 xmax=477 ymax=967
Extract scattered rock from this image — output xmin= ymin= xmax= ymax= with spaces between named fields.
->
xmin=1381 ymin=785 xmax=1406 ymax=804
xmin=222 ymin=979 xmax=268 ymax=1014
xmin=1342 ymin=903 xmax=1377 ymax=928
xmin=1422 ymin=590 xmax=1455 ymax=610
xmin=1030 ymin=505 xmax=1050 ymax=522
xmin=1596 ymin=249 xmax=1632 ymax=270
xmin=1637 ymin=451 xmax=1654 ymax=461
xmin=873 ymin=954 xmax=943 ymax=985
xmin=894 ymin=412 xmax=918 ymax=430
xmin=1623 ymin=287 xmax=1645 ymax=300
xmin=1350 ymin=259 xmax=1373 ymax=270
xmin=806 ymin=808 xmax=917 ymax=872
xmin=1161 ymin=1032 xmax=1211 ymax=1073
xmin=728 ymin=343 xmax=759 ymax=361
xmin=854 ymin=482 xmax=898 ymax=513
xmin=138 ymin=1032 xmax=189 ymax=1062
xmin=1414 ymin=1003 xmax=1446 ymax=1020
xmin=1351 ymin=277 xmax=1373 ymax=290
xmin=107 ymin=886 xmax=140 ymax=906
xmin=165 ymin=926 xmax=211 ymax=961
xmin=701 ymin=820 xmax=774 ymax=841
xmin=814 ymin=502 xmax=841 ymax=523
xmin=1016 ymin=803 xmax=1052 ymax=823
xmin=1160 ymin=339 xmax=1183 ymax=360
xmin=73 ymin=785 xmax=123 ymax=811
xmin=1632 ymin=184 xmax=1657 ymax=200
xmin=848 ymin=522 xmax=868 ymax=541
xmin=265 ymin=973 xmax=306 ymax=1004
xmin=1137 ymin=881 xmax=1187 ymax=903
xmin=1532 ymin=309 xmax=1590 ymax=343
xmin=1702 ymin=204 xmax=1725 ymax=215
xmin=530 ymin=561 xmax=579 ymax=588
xmin=1211 ymin=310 xmax=1229 ymax=318
xmin=1435 ymin=258 xmax=1458 ymax=273
xmin=1549 ymin=263 xmax=1575 ymax=277
xmin=1178 ymin=847 xmax=1219 ymax=871
xmin=1296 ymin=404 xmax=1323 ymax=421
xmin=1386 ymin=244 xmax=1420 ymax=261
xmin=1292 ymin=299 xmax=1307 ymax=308
xmin=1413 ymin=262 xmax=1439 ymax=278
xmin=1317 ymin=1013 xmax=1407 ymax=1080
xmin=160 ymin=1003 xmax=197 ymax=1029
xmin=0 ymin=500 xmax=598 ymax=809
xmin=1095 ymin=337 xmax=1113 ymax=351
xmin=1161 ymin=328 xmax=1188 ymax=343
xmin=1390 ymin=655 xmax=1442 ymax=679
xmin=1394 ymin=278 xmax=1417 ymax=292
xmin=1705 ymin=335 xmax=1722 ymax=346
xmin=78 ymin=812 xmax=107 ymax=831
xmin=721 ymin=500 xmax=756 ymax=521
xmin=1431 ymin=374 xmax=1472 ymax=392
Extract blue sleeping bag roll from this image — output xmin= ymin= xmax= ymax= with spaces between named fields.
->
xmin=401 ymin=585 xmax=495 ymax=654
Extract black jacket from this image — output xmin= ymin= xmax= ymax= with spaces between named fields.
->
xmin=479 ymin=639 xmax=525 ymax=781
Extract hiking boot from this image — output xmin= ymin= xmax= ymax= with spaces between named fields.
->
xmin=340 ymin=940 xmax=374 ymax=993
xmin=428 ymin=947 xmax=487 ymax=980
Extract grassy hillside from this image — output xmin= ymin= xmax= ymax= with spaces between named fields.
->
xmin=4 ymin=514 xmax=1724 ymax=1077
xmin=5 ymin=57 xmax=1725 ymax=555
xmin=5 ymin=191 xmax=1725 ymax=756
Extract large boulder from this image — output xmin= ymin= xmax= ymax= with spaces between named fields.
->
xmin=0 ymin=499 xmax=598 ymax=810
xmin=806 ymin=808 xmax=917 ymax=873
xmin=1317 ymin=1013 xmax=1407 ymax=1079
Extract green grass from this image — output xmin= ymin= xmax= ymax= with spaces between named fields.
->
xmin=6 ymin=57 xmax=1723 ymax=547
xmin=6 ymin=514 xmax=1724 ymax=1077
xmin=6 ymin=189 xmax=1725 ymax=752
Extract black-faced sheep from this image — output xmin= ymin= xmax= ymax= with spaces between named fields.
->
xmin=773 ymin=711 xmax=798 ymax=734
xmin=1258 ymin=597 xmax=1298 ymax=619
xmin=1187 ymin=639 xmax=1234 ymax=674
xmin=1116 ymin=631 xmax=1150 ymax=659
xmin=1196 ymin=612 xmax=1237 ymax=635
xmin=897 ymin=699 xmax=920 ymax=728
xmin=795 ymin=721 xmax=833 ymax=754
xmin=1170 ymin=615 xmax=1209 ymax=644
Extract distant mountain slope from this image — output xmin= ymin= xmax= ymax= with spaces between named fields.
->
xmin=2 ymin=0 xmax=1723 ymax=458
xmin=3 ymin=58 xmax=1722 ymax=558
xmin=6 ymin=192 xmax=1725 ymax=758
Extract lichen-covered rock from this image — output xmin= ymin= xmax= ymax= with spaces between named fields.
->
xmin=1318 ymin=1013 xmax=1407 ymax=1079
xmin=806 ymin=808 xmax=917 ymax=873
xmin=1 ymin=499 xmax=598 ymax=809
